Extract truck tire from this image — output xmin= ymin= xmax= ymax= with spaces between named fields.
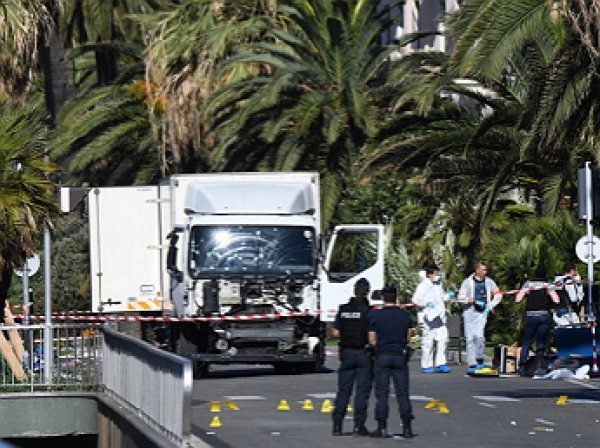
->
xmin=300 ymin=342 xmax=325 ymax=373
xmin=193 ymin=362 xmax=209 ymax=379
xmin=171 ymin=323 xmax=210 ymax=379
xmin=273 ymin=343 xmax=325 ymax=375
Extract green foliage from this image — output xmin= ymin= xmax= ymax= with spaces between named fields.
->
xmin=479 ymin=211 xmax=585 ymax=345
xmin=0 ymin=94 xmax=57 ymax=267
xmin=3 ymin=0 xmax=600 ymax=349
xmin=384 ymin=238 xmax=419 ymax=301
xmin=483 ymin=211 xmax=584 ymax=287
xmin=207 ymin=0 xmax=395 ymax=227
xmin=51 ymin=84 xmax=160 ymax=186
xmin=8 ymin=211 xmax=91 ymax=313
xmin=446 ymin=0 xmax=559 ymax=81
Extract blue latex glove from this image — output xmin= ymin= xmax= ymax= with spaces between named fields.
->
xmin=475 ymin=300 xmax=487 ymax=308
xmin=482 ymin=307 xmax=491 ymax=316
xmin=447 ymin=291 xmax=456 ymax=299
xmin=425 ymin=302 xmax=435 ymax=309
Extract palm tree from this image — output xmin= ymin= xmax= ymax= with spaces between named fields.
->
xmin=144 ymin=0 xmax=281 ymax=173
xmin=50 ymin=81 xmax=161 ymax=186
xmin=0 ymin=1 xmax=52 ymax=96
xmin=443 ymin=0 xmax=597 ymax=215
xmin=359 ymin=1 xmax=574 ymax=269
xmin=50 ymin=1 xmax=174 ymax=184
xmin=57 ymin=0 xmax=170 ymax=86
xmin=206 ymin=0 xmax=397 ymax=226
xmin=445 ymin=0 xmax=559 ymax=83
xmin=0 ymin=95 xmax=58 ymax=317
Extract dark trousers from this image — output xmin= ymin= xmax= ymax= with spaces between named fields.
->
xmin=332 ymin=348 xmax=372 ymax=426
xmin=374 ymin=353 xmax=412 ymax=424
xmin=519 ymin=314 xmax=551 ymax=365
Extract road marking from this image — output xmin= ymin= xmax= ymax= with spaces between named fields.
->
xmin=534 ymin=418 xmax=555 ymax=426
xmin=224 ymin=395 xmax=266 ymax=400
xmin=478 ymin=402 xmax=496 ymax=408
xmin=473 ymin=395 xmax=520 ymax=402
xmin=306 ymin=393 xmax=336 ymax=399
xmin=410 ymin=395 xmax=435 ymax=401
xmin=568 ymin=399 xmax=600 ymax=404
xmin=566 ymin=378 xmax=600 ymax=390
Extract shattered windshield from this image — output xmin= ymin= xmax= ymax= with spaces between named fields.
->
xmin=188 ymin=225 xmax=316 ymax=278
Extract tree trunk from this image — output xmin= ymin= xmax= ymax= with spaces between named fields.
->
xmin=95 ymin=49 xmax=117 ymax=86
xmin=39 ymin=29 xmax=76 ymax=127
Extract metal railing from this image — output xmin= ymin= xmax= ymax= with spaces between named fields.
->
xmin=102 ymin=327 xmax=193 ymax=446
xmin=0 ymin=323 xmax=193 ymax=446
xmin=0 ymin=323 xmax=103 ymax=391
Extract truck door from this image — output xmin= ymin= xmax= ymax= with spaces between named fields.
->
xmin=320 ymin=225 xmax=385 ymax=321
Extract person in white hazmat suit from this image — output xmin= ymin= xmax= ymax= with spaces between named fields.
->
xmin=553 ymin=263 xmax=584 ymax=326
xmin=412 ymin=265 xmax=452 ymax=373
xmin=458 ymin=262 xmax=503 ymax=373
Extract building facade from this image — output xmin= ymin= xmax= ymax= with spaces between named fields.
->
xmin=380 ymin=0 xmax=462 ymax=53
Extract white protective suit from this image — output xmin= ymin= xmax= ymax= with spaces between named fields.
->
xmin=552 ymin=274 xmax=584 ymax=326
xmin=458 ymin=275 xmax=502 ymax=367
xmin=412 ymin=277 xmax=449 ymax=369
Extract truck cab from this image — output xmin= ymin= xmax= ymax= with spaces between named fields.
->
xmin=86 ymin=172 xmax=385 ymax=375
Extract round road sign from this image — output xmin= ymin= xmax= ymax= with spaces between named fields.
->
xmin=13 ymin=254 xmax=40 ymax=277
xmin=575 ymin=236 xmax=600 ymax=264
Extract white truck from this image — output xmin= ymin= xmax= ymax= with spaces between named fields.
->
xmin=84 ymin=172 xmax=385 ymax=375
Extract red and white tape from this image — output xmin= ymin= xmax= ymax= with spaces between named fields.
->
xmin=8 ymin=280 xmax=586 ymax=323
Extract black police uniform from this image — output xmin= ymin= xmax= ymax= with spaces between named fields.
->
xmin=332 ymin=296 xmax=372 ymax=432
xmin=368 ymin=305 xmax=413 ymax=435
xmin=518 ymin=278 xmax=553 ymax=370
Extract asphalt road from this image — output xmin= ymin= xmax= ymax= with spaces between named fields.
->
xmin=190 ymin=352 xmax=600 ymax=448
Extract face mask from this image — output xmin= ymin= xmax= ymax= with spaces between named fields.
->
xmin=573 ymin=275 xmax=581 ymax=282
xmin=432 ymin=275 xmax=441 ymax=284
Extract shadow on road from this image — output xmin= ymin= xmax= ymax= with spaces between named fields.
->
xmin=198 ymin=364 xmax=335 ymax=380
xmin=191 ymin=423 xmax=233 ymax=448
xmin=483 ymin=387 xmax=600 ymax=400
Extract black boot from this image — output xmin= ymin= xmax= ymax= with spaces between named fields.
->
xmin=332 ymin=422 xmax=342 ymax=436
xmin=371 ymin=421 xmax=386 ymax=438
xmin=402 ymin=415 xmax=414 ymax=438
xmin=353 ymin=424 xmax=370 ymax=437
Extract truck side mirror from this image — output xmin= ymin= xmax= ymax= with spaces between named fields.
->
xmin=166 ymin=231 xmax=183 ymax=282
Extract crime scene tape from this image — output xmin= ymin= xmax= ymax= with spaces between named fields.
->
xmin=17 ymin=311 xmax=331 ymax=323
xmin=491 ymin=278 xmax=585 ymax=298
xmin=7 ymin=279 xmax=587 ymax=323
xmin=6 ymin=302 xmax=32 ymax=311
xmin=18 ymin=303 xmax=419 ymax=322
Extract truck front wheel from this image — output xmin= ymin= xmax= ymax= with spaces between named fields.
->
xmin=171 ymin=323 xmax=210 ymax=379
xmin=273 ymin=343 xmax=325 ymax=374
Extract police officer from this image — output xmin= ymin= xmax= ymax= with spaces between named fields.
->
xmin=515 ymin=264 xmax=560 ymax=376
xmin=368 ymin=284 xmax=414 ymax=439
xmin=331 ymin=278 xmax=372 ymax=437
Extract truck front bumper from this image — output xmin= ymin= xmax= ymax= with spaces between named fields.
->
xmin=186 ymin=353 xmax=318 ymax=364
